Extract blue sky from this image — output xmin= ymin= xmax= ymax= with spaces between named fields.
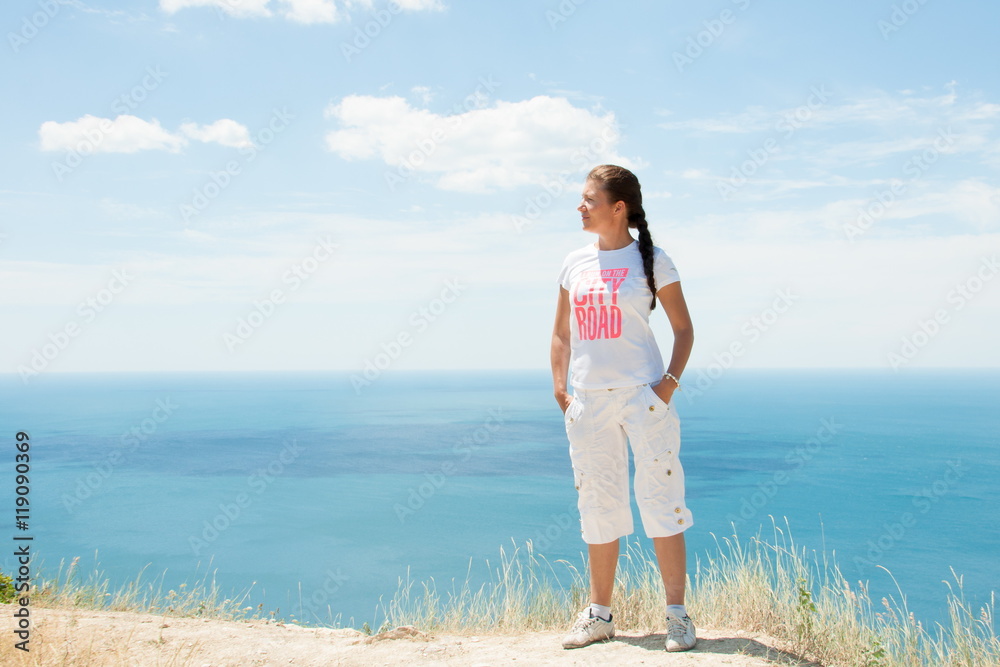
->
xmin=2 ymin=0 xmax=999 ymax=377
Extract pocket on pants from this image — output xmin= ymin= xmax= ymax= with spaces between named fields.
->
xmin=636 ymin=444 xmax=683 ymax=512
xmin=564 ymin=395 xmax=584 ymax=431
xmin=641 ymin=383 xmax=675 ymax=420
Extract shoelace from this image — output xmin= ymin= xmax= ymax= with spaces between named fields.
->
xmin=665 ymin=615 xmax=688 ymax=639
xmin=572 ymin=613 xmax=599 ymax=631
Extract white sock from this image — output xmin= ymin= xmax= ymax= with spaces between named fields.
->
xmin=589 ymin=603 xmax=612 ymax=621
xmin=666 ymin=604 xmax=687 ymax=618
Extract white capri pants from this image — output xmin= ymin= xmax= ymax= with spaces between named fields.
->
xmin=564 ymin=382 xmax=693 ymax=544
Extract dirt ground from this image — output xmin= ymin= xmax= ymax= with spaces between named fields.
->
xmin=2 ymin=604 xmax=821 ymax=666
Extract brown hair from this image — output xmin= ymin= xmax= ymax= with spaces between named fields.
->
xmin=587 ymin=164 xmax=658 ymax=310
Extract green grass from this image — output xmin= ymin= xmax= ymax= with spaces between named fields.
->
xmin=24 ymin=552 xmax=267 ymax=622
xmin=0 ymin=569 xmax=17 ymax=604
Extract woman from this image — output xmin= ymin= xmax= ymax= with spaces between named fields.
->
xmin=551 ymin=164 xmax=696 ymax=652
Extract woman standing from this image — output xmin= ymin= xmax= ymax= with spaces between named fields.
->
xmin=551 ymin=165 xmax=696 ymax=652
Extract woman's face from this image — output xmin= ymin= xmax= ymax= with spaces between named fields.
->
xmin=578 ymin=179 xmax=620 ymax=233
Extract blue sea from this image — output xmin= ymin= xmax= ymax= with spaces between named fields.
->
xmin=2 ymin=369 xmax=997 ymax=628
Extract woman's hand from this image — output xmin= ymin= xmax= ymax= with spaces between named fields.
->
xmin=551 ymin=287 xmax=574 ymax=415
xmin=555 ymin=390 xmax=574 ymax=414
xmin=655 ymin=282 xmax=693 ymax=407
xmin=651 ymin=379 xmax=676 ymax=406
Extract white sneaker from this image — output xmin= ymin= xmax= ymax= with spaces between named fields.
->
xmin=664 ymin=612 xmax=696 ymax=651
xmin=561 ymin=608 xmax=614 ymax=649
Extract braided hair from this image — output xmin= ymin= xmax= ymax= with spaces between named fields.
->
xmin=587 ymin=165 xmax=658 ymax=311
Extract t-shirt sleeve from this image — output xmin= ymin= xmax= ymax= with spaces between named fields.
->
xmin=654 ymin=249 xmax=680 ymax=292
xmin=558 ymin=255 xmax=572 ymax=290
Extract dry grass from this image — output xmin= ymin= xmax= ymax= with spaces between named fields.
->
xmin=3 ymin=521 xmax=997 ymax=666
xmin=688 ymin=521 xmax=999 ymax=666
xmin=1 ymin=554 xmax=263 ymax=666
xmin=381 ymin=519 xmax=1000 ymax=666
xmin=0 ymin=616 xmax=202 ymax=667
xmin=27 ymin=553 xmax=263 ymax=620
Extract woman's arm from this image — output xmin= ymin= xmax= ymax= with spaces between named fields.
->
xmin=551 ymin=286 xmax=574 ymax=412
xmin=652 ymin=281 xmax=694 ymax=405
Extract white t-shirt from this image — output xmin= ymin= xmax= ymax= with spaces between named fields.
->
xmin=558 ymin=240 xmax=680 ymax=390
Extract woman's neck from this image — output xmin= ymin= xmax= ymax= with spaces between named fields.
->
xmin=595 ymin=232 xmax=635 ymax=251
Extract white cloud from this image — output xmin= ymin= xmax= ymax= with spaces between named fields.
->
xmin=63 ymin=0 xmax=147 ymax=22
xmin=682 ymin=233 xmax=1000 ymax=369
xmin=411 ymin=85 xmax=434 ymax=105
xmin=657 ymin=85 xmax=1000 ymax=216
xmin=648 ymin=178 xmax=999 ymax=245
xmin=39 ymin=116 xmax=251 ymax=153
xmin=99 ymin=198 xmax=171 ymax=223
xmin=899 ymin=180 xmax=1000 ymax=231
xmin=7 ymin=210 xmax=995 ymax=371
xmin=324 ymin=94 xmax=629 ymax=192
xmin=158 ymin=0 xmax=439 ymax=23
xmin=39 ymin=115 xmax=186 ymax=153
xmin=160 ymin=0 xmax=273 ymax=19
xmin=280 ymin=0 xmax=339 ymax=23
xmin=660 ymin=86 xmax=1000 ymax=137
xmin=180 ymin=119 xmax=253 ymax=148
xmin=393 ymin=0 xmax=444 ymax=10
xmin=658 ymin=106 xmax=774 ymax=134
